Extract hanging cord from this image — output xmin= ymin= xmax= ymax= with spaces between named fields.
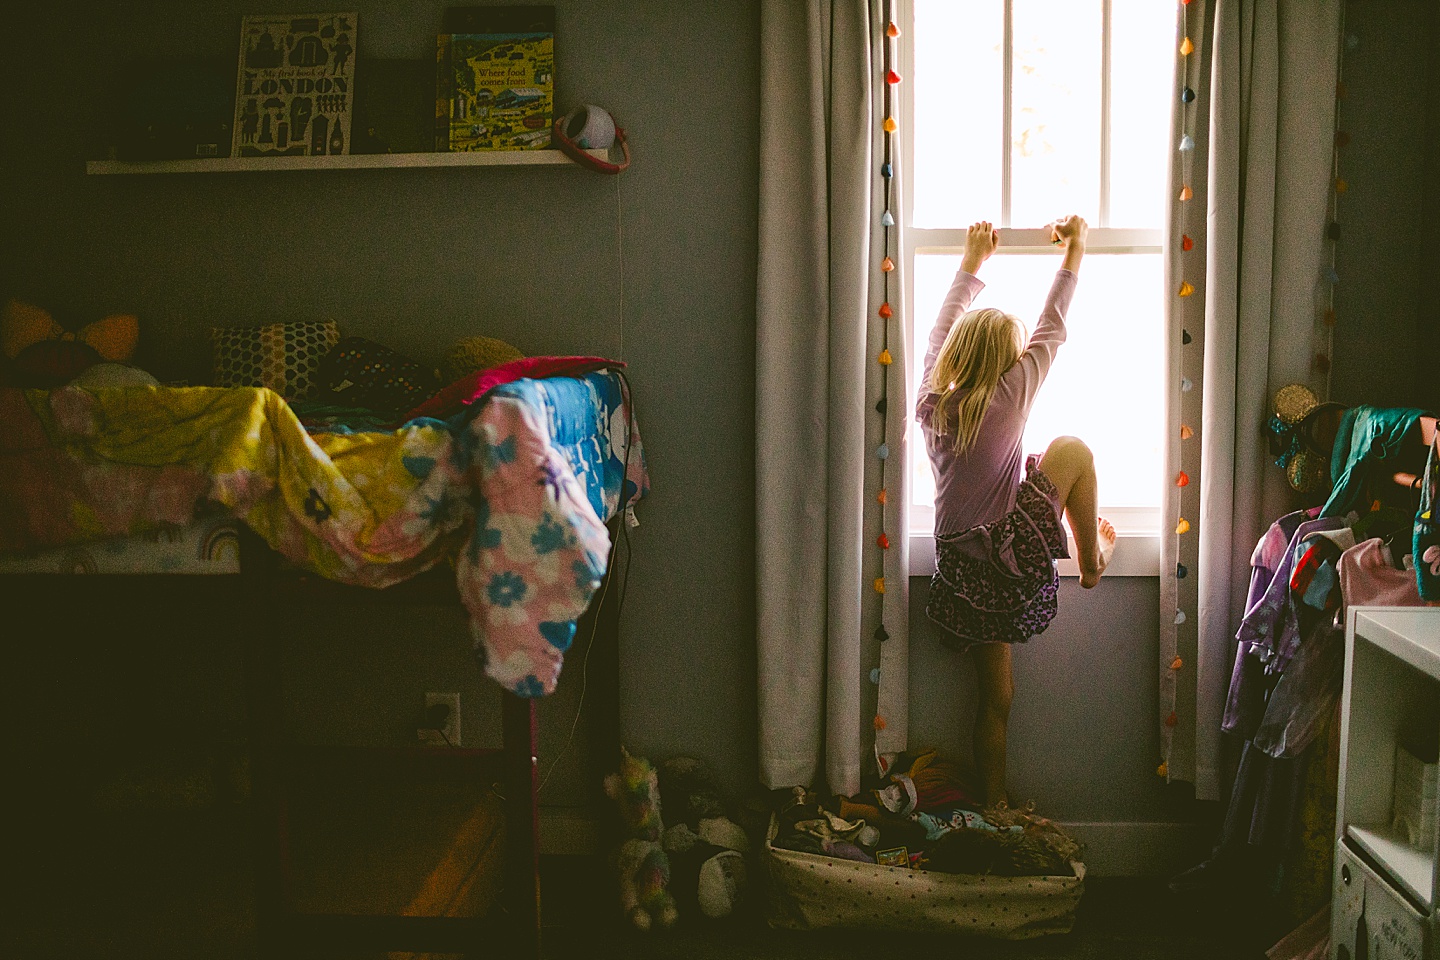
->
xmin=537 ymin=369 xmax=638 ymax=795
xmin=614 ymin=176 xmax=627 ymax=363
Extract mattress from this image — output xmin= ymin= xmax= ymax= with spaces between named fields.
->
xmin=0 ymin=513 xmax=241 ymax=575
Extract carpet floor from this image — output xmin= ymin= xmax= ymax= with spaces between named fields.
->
xmin=6 ymin=790 xmax=1292 ymax=960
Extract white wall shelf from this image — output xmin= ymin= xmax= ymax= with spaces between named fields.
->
xmin=1346 ymin=823 xmax=1434 ymax=912
xmin=85 ymin=148 xmax=604 ymax=176
xmin=1332 ymin=606 xmax=1440 ymax=959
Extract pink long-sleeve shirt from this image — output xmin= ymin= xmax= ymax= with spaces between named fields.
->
xmin=915 ymin=267 xmax=1077 ymax=536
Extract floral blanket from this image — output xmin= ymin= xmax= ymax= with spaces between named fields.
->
xmin=0 ymin=371 xmax=646 ymax=696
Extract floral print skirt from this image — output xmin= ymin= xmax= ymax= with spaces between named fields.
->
xmin=926 ymin=455 xmax=1069 ymax=654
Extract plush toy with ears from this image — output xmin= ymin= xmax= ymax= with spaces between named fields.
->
xmin=658 ymin=755 xmax=751 ymax=919
xmin=603 ymin=747 xmax=678 ymax=931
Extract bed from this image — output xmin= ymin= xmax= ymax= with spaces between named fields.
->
xmin=0 ymin=365 xmax=647 ymax=957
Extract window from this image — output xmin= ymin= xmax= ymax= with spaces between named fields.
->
xmin=901 ymin=0 xmax=1174 ymax=575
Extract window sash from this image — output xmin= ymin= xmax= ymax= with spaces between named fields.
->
xmin=898 ymin=0 xmax=1163 ymax=570
xmin=911 ymin=227 xmax=1161 ymax=256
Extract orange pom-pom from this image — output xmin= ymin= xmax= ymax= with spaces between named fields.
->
xmin=1176 ymin=471 xmax=1190 ymax=487
xmin=877 ymin=533 xmax=890 ymax=550
xmin=879 ymin=302 xmax=893 ymax=319
xmin=1180 ymin=424 xmax=1194 ymax=440
xmin=1171 ymin=656 xmax=1184 ymax=670
xmin=877 ymin=488 xmax=888 ymax=505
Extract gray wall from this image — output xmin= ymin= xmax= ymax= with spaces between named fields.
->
xmin=909 ymin=577 xmax=1173 ymax=824
xmin=1331 ymin=2 xmax=1436 ymax=410
xmin=6 ymin=1 xmax=1430 ymax=837
xmin=1422 ymin=3 xmax=1440 ymax=414
xmin=1 ymin=1 xmax=759 ymax=809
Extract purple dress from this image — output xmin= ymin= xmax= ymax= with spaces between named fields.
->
xmin=916 ymin=267 xmax=1078 ymax=651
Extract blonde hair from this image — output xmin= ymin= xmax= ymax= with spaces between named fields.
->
xmin=928 ymin=307 xmax=1025 ymax=452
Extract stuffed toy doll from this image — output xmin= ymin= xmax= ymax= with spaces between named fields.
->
xmin=657 ymin=755 xmax=750 ymax=919
xmin=603 ymin=747 xmax=678 ymax=931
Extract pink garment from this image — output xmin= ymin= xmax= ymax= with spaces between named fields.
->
xmin=401 ymin=355 xmax=622 ymax=423
xmin=1338 ymin=538 xmax=1421 ymax=608
xmin=916 ymin=268 xmax=1077 ymax=535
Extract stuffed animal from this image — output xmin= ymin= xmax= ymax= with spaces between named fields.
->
xmin=1 ymin=299 xmax=140 ymax=388
xmin=657 ymin=755 xmax=751 ymax=919
xmin=603 ymin=747 xmax=678 ymax=931
xmin=443 ymin=335 xmax=523 ymax=381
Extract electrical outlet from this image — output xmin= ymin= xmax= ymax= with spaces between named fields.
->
xmin=419 ymin=692 xmax=460 ymax=747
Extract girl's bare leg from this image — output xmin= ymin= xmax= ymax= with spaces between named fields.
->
xmin=1037 ymin=435 xmax=1115 ymax=588
xmin=971 ymin=642 xmax=1013 ymax=807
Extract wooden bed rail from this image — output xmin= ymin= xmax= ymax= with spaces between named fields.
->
xmin=3 ymin=515 xmax=627 ymax=959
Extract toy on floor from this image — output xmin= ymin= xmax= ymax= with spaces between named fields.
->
xmin=925 ymin=801 xmax=1082 ymax=876
xmin=838 ymin=747 xmax=980 ymax=821
xmin=604 ymin=747 xmax=678 ymax=931
xmin=657 ymin=755 xmax=750 ymax=919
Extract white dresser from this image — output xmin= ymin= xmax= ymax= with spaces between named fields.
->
xmin=1334 ymin=607 xmax=1440 ymax=960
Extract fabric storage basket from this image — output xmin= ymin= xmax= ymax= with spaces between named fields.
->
xmin=763 ymin=815 xmax=1085 ymax=939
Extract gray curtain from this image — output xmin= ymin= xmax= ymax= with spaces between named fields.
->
xmin=756 ymin=0 xmax=910 ymax=796
xmin=1161 ymin=0 xmax=1341 ymax=799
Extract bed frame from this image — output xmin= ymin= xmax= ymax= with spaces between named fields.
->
xmin=5 ymin=519 xmax=624 ymax=959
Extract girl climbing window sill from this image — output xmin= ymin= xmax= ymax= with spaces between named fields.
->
xmin=909 ymin=528 xmax=1160 ymax=579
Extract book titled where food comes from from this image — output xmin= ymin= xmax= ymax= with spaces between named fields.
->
xmin=436 ymin=6 xmax=554 ymax=151
xmin=232 ymin=13 xmax=358 ymax=158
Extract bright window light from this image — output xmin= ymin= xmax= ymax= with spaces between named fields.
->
xmin=904 ymin=0 xmax=1173 ymax=539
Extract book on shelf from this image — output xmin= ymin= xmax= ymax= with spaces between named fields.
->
xmin=232 ymin=13 xmax=358 ymax=159
xmin=435 ymin=6 xmax=555 ymax=152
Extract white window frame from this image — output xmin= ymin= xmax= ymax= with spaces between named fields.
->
xmin=899 ymin=0 xmax=1162 ymax=578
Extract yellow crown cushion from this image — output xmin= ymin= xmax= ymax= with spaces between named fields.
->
xmin=2 ymin=299 xmax=139 ymax=363
xmin=444 ymin=335 xmax=524 ymax=381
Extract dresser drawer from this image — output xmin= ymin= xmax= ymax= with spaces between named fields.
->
xmin=1334 ymin=838 xmax=1431 ymax=960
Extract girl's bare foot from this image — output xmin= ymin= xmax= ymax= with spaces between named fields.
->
xmin=1080 ymin=518 xmax=1116 ymax=588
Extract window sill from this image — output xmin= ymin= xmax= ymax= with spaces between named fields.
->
xmin=908 ymin=531 xmax=1161 ymax=578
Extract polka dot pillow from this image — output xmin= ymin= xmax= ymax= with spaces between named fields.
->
xmin=314 ymin=336 xmax=442 ymax=421
xmin=211 ymin=320 xmax=340 ymax=401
